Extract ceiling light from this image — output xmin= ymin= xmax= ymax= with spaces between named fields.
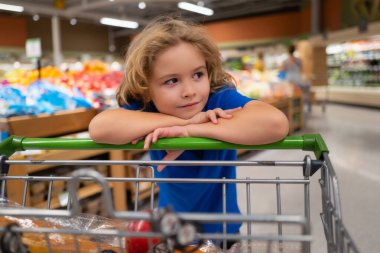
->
xmin=178 ymin=2 xmax=213 ymax=16
xmin=109 ymin=45 xmax=116 ymax=52
xmin=0 ymin=3 xmax=24 ymax=12
xmin=138 ymin=2 xmax=146 ymax=9
xmin=32 ymin=14 xmax=40 ymax=21
xmin=100 ymin=17 xmax=139 ymax=29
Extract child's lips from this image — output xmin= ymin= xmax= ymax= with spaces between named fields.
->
xmin=179 ymin=102 xmax=199 ymax=108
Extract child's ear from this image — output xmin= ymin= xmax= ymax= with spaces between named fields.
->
xmin=143 ymin=90 xmax=150 ymax=101
xmin=142 ymin=91 xmax=153 ymax=107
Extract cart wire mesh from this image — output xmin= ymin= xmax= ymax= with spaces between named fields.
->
xmin=0 ymin=134 xmax=360 ymax=253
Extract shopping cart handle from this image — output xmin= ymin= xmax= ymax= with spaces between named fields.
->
xmin=0 ymin=134 xmax=328 ymax=159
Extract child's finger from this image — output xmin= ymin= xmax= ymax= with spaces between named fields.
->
xmin=157 ymin=150 xmax=184 ymax=172
xmin=131 ymin=138 xmax=140 ymax=144
xmin=215 ymin=108 xmax=232 ymax=119
xmin=152 ymin=129 xmax=161 ymax=143
xmin=153 ymin=128 xmax=168 ymax=142
xmin=157 ymin=165 xmax=166 ymax=172
xmin=144 ymin=133 xmax=153 ymax=150
xmin=206 ymin=110 xmax=218 ymax=124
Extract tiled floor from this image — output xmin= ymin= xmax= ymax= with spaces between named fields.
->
xmin=236 ymin=103 xmax=380 ymax=253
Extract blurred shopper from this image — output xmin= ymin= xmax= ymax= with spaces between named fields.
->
xmin=281 ymin=44 xmax=311 ymax=112
xmin=254 ymin=52 xmax=265 ymax=72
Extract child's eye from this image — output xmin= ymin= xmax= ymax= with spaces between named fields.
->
xmin=164 ymin=78 xmax=178 ymax=85
xmin=193 ymin=72 xmax=204 ymax=80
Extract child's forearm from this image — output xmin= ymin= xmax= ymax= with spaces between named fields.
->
xmin=89 ymin=108 xmax=188 ymax=144
xmin=186 ymin=101 xmax=289 ymax=145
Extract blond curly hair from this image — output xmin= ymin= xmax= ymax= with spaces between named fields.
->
xmin=116 ymin=16 xmax=235 ymax=107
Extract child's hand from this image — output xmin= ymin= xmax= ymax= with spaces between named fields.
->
xmin=143 ymin=126 xmax=189 ymax=149
xmin=188 ymin=107 xmax=242 ymax=125
xmin=142 ymin=126 xmax=188 ymax=172
xmin=131 ymin=137 xmax=143 ymax=144
xmin=157 ymin=150 xmax=184 ymax=172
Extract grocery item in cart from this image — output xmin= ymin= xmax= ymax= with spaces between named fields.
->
xmin=156 ymin=240 xmax=221 ymax=253
xmin=46 ymin=213 xmax=128 ymax=249
xmin=125 ymin=218 xmax=160 ymax=253
xmin=0 ymin=214 xmax=125 ymax=253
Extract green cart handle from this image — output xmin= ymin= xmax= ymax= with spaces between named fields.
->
xmin=0 ymin=134 xmax=328 ymax=159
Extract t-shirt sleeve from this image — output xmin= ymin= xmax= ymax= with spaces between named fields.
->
xmin=121 ymin=101 xmax=143 ymax=111
xmin=122 ymin=101 xmax=158 ymax=112
xmin=209 ymin=86 xmax=254 ymax=110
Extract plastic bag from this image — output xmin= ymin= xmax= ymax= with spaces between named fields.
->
xmin=224 ymin=241 xmax=303 ymax=253
xmin=198 ymin=240 xmax=223 ymax=252
xmin=46 ymin=213 xmax=127 ymax=249
xmin=0 ymin=85 xmax=33 ymax=117
xmin=27 ymin=80 xmax=92 ymax=113
xmin=0 ymin=80 xmax=92 ymax=117
xmin=0 ymin=198 xmax=126 ymax=253
xmin=0 ymin=197 xmax=21 ymax=208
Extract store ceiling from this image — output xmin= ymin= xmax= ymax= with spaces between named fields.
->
xmin=1 ymin=0 xmax=305 ymax=36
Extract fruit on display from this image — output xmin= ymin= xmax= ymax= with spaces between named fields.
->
xmin=5 ymin=66 xmax=63 ymax=86
xmin=51 ymin=70 xmax=122 ymax=108
xmin=229 ymin=69 xmax=297 ymax=99
xmin=0 ymin=60 xmax=123 ymax=115
xmin=82 ymin=60 xmax=109 ymax=74
xmin=125 ymin=219 xmax=160 ymax=253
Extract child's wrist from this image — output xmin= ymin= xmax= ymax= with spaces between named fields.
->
xmin=186 ymin=123 xmax=204 ymax=137
xmin=182 ymin=118 xmax=192 ymax=126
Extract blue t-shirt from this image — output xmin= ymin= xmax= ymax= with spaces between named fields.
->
xmin=123 ymin=86 xmax=252 ymax=234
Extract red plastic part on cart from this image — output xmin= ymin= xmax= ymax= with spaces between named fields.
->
xmin=125 ymin=219 xmax=160 ymax=253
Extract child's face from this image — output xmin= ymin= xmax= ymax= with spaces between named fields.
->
xmin=148 ymin=42 xmax=210 ymax=120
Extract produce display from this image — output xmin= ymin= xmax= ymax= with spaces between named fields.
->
xmin=1 ymin=80 xmax=92 ymax=117
xmin=4 ymin=66 xmax=63 ymax=85
xmin=0 ymin=60 xmax=123 ymax=117
xmin=327 ymin=40 xmax=380 ymax=87
xmin=229 ymin=70 xmax=295 ymax=100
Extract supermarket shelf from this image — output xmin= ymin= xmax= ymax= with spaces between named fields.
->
xmin=6 ymin=108 xmax=98 ymax=138
xmin=263 ymin=95 xmax=303 ymax=132
xmin=34 ymin=183 xmax=113 ymax=209
xmin=11 ymin=150 xmax=110 ymax=174
xmin=317 ymin=86 xmax=380 ymax=107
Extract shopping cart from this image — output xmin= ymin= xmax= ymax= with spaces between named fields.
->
xmin=0 ymin=134 xmax=359 ymax=253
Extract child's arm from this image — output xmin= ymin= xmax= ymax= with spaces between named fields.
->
xmin=187 ymin=100 xmax=289 ymax=145
xmin=145 ymin=100 xmax=289 ymax=147
xmin=89 ymin=107 xmax=238 ymax=144
xmin=89 ymin=108 xmax=188 ymax=144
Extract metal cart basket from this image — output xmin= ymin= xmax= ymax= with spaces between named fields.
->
xmin=0 ymin=134 xmax=359 ymax=253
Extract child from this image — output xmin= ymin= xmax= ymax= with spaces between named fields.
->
xmin=89 ymin=16 xmax=289 ymax=247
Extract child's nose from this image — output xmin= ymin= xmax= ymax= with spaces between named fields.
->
xmin=182 ymin=81 xmax=196 ymax=98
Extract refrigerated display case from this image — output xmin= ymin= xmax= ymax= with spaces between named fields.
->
xmin=326 ymin=40 xmax=380 ymax=107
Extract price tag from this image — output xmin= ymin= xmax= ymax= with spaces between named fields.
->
xmin=25 ymin=38 xmax=42 ymax=59
xmin=58 ymin=191 xmax=69 ymax=207
xmin=0 ymin=121 xmax=8 ymax=142
xmin=0 ymin=131 xmax=8 ymax=142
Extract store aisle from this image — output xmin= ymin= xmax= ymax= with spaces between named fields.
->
xmin=237 ymin=103 xmax=380 ymax=253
